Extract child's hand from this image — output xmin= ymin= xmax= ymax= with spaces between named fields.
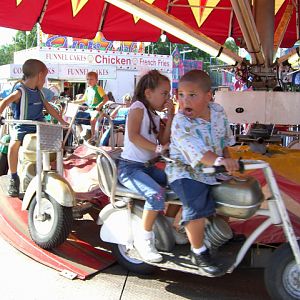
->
xmin=61 ymin=120 xmax=69 ymax=127
xmin=164 ymin=99 xmax=175 ymax=116
xmin=162 ymin=143 xmax=169 ymax=151
xmin=221 ymin=158 xmax=240 ymax=173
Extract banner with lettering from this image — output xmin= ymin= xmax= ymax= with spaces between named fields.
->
xmin=39 ymin=31 xmax=144 ymax=53
xmin=172 ymin=46 xmax=184 ymax=89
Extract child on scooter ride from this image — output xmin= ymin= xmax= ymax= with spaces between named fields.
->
xmin=0 ymin=59 xmax=68 ymax=197
xmin=118 ymin=70 xmax=186 ymax=263
xmin=165 ymin=69 xmax=239 ymax=277
xmin=74 ymin=71 xmax=108 ymax=141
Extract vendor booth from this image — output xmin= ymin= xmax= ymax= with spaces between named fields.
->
xmin=0 ymin=47 xmax=172 ymax=100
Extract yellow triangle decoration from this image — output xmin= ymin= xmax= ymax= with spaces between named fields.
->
xmin=16 ymin=0 xmax=23 ymax=6
xmin=275 ymin=0 xmax=285 ymax=14
xmin=133 ymin=0 xmax=156 ymax=23
xmin=71 ymin=0 xmax=89 ymax=17
xmin=188 ymin=0 xmax=221 ymax=28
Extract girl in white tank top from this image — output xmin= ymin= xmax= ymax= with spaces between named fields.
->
xmin=118 ymin=70 xmax=176 ymax=262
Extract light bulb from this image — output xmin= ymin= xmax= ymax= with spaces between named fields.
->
xmin=160 ymin=34 xmax=167 ymax=43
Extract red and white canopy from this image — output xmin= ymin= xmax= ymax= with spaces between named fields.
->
xmin=0 ymin=1 xmax=299 ymax=65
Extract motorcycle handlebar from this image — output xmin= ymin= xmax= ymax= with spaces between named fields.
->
xmin=0 ymin=118 xmax=68 ymax=129
xmin=206 ymin=160 xmax=244 ymax=174
xmin=161 ymin=152 xmax=269 ymax=173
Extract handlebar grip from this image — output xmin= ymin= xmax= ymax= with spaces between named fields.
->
xmin=213 ymin=165 xmax=227 ymax=173
xmin=213 ymin=159 xmax=244 ymax=173
xmin=0 ymin=116 xmax=4 ymax=125
xmin=238 ymin=159 xmax=245 ymax=173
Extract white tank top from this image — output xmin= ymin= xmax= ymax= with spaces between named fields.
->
xmin=121 ymin=101 xmax=160 ymax=163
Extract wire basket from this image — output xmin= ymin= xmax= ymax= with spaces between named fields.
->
xmin=39 ymin=124 xmax=63 ymax=152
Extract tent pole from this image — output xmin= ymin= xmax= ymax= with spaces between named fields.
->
xmin=253 ymin=0 xmax=275 ymax=67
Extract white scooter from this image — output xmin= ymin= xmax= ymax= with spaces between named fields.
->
xmin=0 ymin=118 xmax=75 ymax=249
xmin=89 ymin=144 xmax=300 ymax=300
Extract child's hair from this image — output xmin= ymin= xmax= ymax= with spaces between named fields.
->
xmin=179 ymin=69 xmax=212 ymax=92
xmin=87 ymin=71 xmax=98 ymax=80
xmin=133 ymin=70 xmax=170 ymax=134
xmin=122 ymin=93 xmax=132 ymax=103
xmin=107 ymin=91 xmax=115 ymax=102
xmin=22 ymin=59 xmax=47 ymax=79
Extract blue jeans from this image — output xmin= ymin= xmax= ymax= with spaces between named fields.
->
xmin=170 ymin=178 xmax=215 ymax=225
xmin=117 ymin=159 xmax=166 ymax=211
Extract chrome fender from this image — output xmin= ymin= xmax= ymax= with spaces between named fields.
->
xmin=22 ymin=172 xmax=76 ymax=211
xmin=99 ymin=204 xmax=142 ymax=245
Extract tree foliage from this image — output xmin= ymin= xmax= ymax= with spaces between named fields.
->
xmin=0 ymin=25 xmax=37 ymax=65
xmin=145 ymin=37 xmax=239 ymax=71
xmin=0 ymin=44 xmax=15 ymax=65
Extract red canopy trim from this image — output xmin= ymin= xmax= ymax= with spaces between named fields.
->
xmin=0 ymin=0 xmax=45 ymax=31
xmin=0 ymin=1 xmax=298 ymax=48
xmin=41 ymin=0 xmax=105 ymax=39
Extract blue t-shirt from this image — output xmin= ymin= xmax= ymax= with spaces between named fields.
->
xmin=11 ymin=85 xmax=44 ymax=121
xmin=42 ymin=87 xmax=55 ymax=102
xmin=114 ymin=107 xmax=129 ymax=121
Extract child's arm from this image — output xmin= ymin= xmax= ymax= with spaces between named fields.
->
xmin=172 ymin=116 xmax=238 ymax=172
xmin=158 ymin=99 xmax=175 ymax=145
xmin=201 ymin=150 xmax=238 ymax=172
xmin=73 ymin=98 xmax=85 ymax=104
xmin=0 ymin=90 xmax=21 ymax=115
xmin=127 ymin=107 xmax=157 ymax=152
xmin=223 ymin=147 xmax=231 ymax=159
xmin=95 ymin=94 xmax=109 ymax=112
xmin=73 ymin=91 xmax=87 ymax=104
xmin=43 ymin=101 xmax=69 ymax=126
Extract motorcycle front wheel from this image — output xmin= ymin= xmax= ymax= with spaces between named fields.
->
xmin=264 ymin=241 xmax=300 ymax=300
xmin=28 ymin=194 xmax=73 ymax=249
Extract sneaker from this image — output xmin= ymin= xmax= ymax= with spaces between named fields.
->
xmin=134 ymin=234 xmax=163 ymax=263
xmin=190 ymin=249 xmax=225 ymax=277
xmin=81 ymin=129 xmax=92 ymax=141
xmin=8 ymin=176 xmax=20 ymax=197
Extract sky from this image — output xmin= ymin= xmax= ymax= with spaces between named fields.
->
xmin=0 ymin=27 xmax=18 ymax=46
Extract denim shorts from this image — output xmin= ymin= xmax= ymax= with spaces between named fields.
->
xmin=117 ymin=159 xmax=167 ymax=211
xmin=11 ymin=124 xmax=37 ymax=143
xmin=170 ymin=178 xmax=215 ymax=225
xmin=75 ymin=110 xmax=99 ymax=125
xmin=75 ymin=111 xmax=91 ymax=125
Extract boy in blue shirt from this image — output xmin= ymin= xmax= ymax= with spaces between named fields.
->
xmin=0 ymin=59 xmax=68 ymax=197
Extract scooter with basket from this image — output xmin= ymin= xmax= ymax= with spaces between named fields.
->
xmin=0 ymin=118 xmax=75 ymax=249
xmin=87 ymin=142 xmax=300 ymax=300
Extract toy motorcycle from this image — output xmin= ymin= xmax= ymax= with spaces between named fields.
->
xmin=90 ymin=144 xmax=300 ymax=300
xmin=0 ymin=119 xmax=75 ymax=249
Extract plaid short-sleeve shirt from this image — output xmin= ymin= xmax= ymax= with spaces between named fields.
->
xmin=165 ymin=102 xmax=235 ymax=185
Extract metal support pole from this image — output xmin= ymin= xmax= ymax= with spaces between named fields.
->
xmin=253 ymin=0 xmax=275 ymax=67
xmin=36 ymin=124 xmax=42 ymax=215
